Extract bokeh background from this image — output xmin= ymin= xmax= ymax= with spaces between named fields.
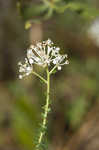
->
xmin=1 ymin=0 xmax=99 ymax=150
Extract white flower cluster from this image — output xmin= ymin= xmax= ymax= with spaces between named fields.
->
xmin=18 ymin=58 xmax=33 ymax=79
xmin=18 ymin=39 xmax=69 ymax=79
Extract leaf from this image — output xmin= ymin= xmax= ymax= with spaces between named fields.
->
xmin=22 ymin=4 xmax=49 ymax=20
xmin=25 ymin=21 xmax=32 ymax=29
xmin=55 ymin=2 xmax=99 ymax=20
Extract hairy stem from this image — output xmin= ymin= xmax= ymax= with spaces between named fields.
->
xmin=36 ymin=68 xmax=50 ymax=149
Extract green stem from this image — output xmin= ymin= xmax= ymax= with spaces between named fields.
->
xmin=36 ymin=68 xmax=50 ymax=149
xmin=32 ymin=71 xmax=47 ymax=84
xmin=49 ymin=65 xmax=57 ymax=75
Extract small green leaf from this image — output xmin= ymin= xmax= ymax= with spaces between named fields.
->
xmin=25 ymin=21 xmax=32 ymax=29
xmin=22 ymin=4 xmax=49 ymax=20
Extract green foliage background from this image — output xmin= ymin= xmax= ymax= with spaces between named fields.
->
xmin=0 ymin=0 xmax=99 ymax=150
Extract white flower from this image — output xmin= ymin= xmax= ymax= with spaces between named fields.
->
xmin=19 ymin=75 xmax=23 ymax=79
xmin=27 ymin=39 xmax=69 ymax=68
xmin=58 ymin=66 xmax=61 ymax=70
xmin=29 ymin=58 xmax=34 ymax=64
xmin=18 ymin=58 xmax=33 ymax=79
xmin=18 ymin=39 xmax=69 ymax=79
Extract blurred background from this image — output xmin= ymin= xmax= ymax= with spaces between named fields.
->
xmin=1 ymin=0 xmax=99 ymax=150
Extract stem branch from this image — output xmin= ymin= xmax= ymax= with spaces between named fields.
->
xmin=49 ymin=65 xmax=57 ymax=75
xmin=32 ymin=71 xmax=47 ymax=84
